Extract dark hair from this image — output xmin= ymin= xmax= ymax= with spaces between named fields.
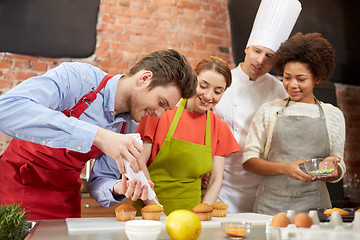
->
xmin=273 ymin=32 xmax=335 ymax=82
xmin=194 ymin=56 xmax=232 ymax=89
xmin=128 ymin=49 xmax=197 ymax=99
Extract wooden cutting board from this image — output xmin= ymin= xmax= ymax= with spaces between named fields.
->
xmin=66 ymin=213 xmax=272 ymax=233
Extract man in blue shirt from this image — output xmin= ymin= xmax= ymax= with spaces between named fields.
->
xmin=0 ymin=49 xmax=197 ymax=220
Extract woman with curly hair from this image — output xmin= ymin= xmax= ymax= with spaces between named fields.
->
xmin=242 ymin=32 xmax=346 ymax=215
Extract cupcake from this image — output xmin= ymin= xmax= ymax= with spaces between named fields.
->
xmin=192 ymin=203 xmax=213 ymax=221
xmin=324 ymin=207 xmax=350 ymax=216
xmin=210 ymin=201 xmax=228 ymax=217
xmin=141 ymin=204 xmax=164 ymax=220
xmin=115 ymin=203 xmax=137 ymax=221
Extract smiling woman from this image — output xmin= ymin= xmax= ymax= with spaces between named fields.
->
xmin=242 ymin=32 xmax=346 ymax=215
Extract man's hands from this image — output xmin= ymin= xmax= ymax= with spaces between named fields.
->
xmin=93 ymin=128 xmax=143 ymax=174
xmin=113 ymin=177 xmax=155 ymax=201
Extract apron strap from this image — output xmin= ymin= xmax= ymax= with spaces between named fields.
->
xmin=205 ymin=109 xmax=211 ymax=147
xmin=166 ymin=99 xmax=186 ymax=137
xmin=277 ymin=98 xmax=325 ymax=119
xmin=166 ymin=99 xmax=211 ymax=147
xmin=62 ymin=74 xmax=114 ymax=118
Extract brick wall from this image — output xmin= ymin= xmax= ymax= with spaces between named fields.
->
xmin=0 ymin=0 xmax=232 ymax=151
xmin=0 ymin=0 xmax=359 ymax=203
xmin=335 ymin=84 xmax=360 ymax=205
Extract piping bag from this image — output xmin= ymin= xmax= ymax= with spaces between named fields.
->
xmin=124 ymin=133 xmax=162 ymax=206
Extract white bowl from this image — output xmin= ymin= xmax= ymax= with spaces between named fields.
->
xmin=125 ymin=220 xmax=162 ymax=240
xmin=125 ymin=229 xmax=161 ymax=240
xmin=125 ymin=220 xmax=161 ymax=229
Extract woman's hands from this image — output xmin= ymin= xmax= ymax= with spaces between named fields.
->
xmin=311 ymin=156 xmax=341 ymax=182
xmin=244 ymin=156 xmax=341 ymax=183
xmin=282 ymin=160 xmax=313 ymax=182
xmin=282 ymin=156 xmax=341 ymax=182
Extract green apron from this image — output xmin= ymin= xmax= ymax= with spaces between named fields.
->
xmin=135 ymin=99 xmax=213 ymax=215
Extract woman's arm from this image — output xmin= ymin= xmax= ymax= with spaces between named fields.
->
xmin=139 ymin=140 xmax=162 ymax=206
xmin=243 ymin=157 xmax=314 ymax=182
xmin=202 ymin=155 xmax=225 ymax=204
xmin=140 ymin=140 xmax=153 ymax=180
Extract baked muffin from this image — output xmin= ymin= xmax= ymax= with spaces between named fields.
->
xmin=115 ymin=203 xmax=137 ymax=221
xmin=324 ymin=207 xmax=351 ymax=216
xmin=141 ymin=204 xmax=164 ymax=220
xmin=192 ymin=203 xmax=213 ymax=221
xmin=210 ymin=201 xmax=228 ymax=217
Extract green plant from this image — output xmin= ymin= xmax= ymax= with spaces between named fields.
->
xmin=0 ymin=204 xmax=29 ymax=240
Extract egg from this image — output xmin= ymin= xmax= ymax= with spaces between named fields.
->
xmin=271 ymin=213 xmax=291 ymax=227
xmin=293 ymin=213 xmax=313 ymax=228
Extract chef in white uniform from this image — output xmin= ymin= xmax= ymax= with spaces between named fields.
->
xmin=212 ymin=0 xmax=302 ymax=213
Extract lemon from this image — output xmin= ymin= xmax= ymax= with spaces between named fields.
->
xmin=166 ymin=209 xmax=201 ymax=240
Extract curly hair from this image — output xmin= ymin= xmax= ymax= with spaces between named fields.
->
xmin=194 ymin=56 xmax=232 ymax=89
xmin=273 ymin=32 xmax=335 ymax=82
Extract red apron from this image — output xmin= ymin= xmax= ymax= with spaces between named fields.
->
xmin=0 ymin=74 xmax=122 ymax=220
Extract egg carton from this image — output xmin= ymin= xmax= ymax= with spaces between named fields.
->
xmin=266 ymin=210 xmax=360 ymax=240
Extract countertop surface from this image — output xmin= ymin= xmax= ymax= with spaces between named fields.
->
xmin=26 ymin=213 xmax=272 ymax=240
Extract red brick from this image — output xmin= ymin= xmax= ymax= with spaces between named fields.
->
xmin=124 ymin=8 xmax=151 ymax=18
xmin=31 ymin=62 xmax=48 ymax=72
xmin=103 ymin=15 xmax=116 ymax=24
xmin=153 ymin=11 xmax=174 ymax=21
xmin=122 ymin=52 xmax=140 ymax=62
xmin=116 ymin=16 xmax=131 ymax=24
xmin=97 ymin=41 xmax=110 ymax=49
xmin=101 ymin=23 xmax=123 ymax=32
xmin=130 ymin=1 xmax=144 ymax=9
xmin=0 ymin=60 xmax=11 ymax=68
xmin=153 ymin=0 xmax=175 ymax=6
xmin=98 ymin=31 xmax=117 ymax=41
xmin=176 ymin=0 xmax=201 ymax=10
xmin=119 ymin=0 xmax=131 ymax=7
xmin=94 ymin=49 xmax=110 ymax=59
xmin=125 ymin=26 xmax=152 ymax=36
xmin=146 ymin=4 xmax=158 ymax=12
xmin=0 ymin=80 xmax=13 ymax=88
xmin=196 ymin=43 xmax=207 ymax=51
xmin=108 ymin=51 xmax=124 ymax=60
xmin=14 ymin=60 xmax=30 ymax=69
xmin=103 ymin=5 xmax=124 ymax=15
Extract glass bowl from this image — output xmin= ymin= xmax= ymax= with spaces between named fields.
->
xmin=304 ymin=158 xmax=337 ymax=177
xmin=221 ymin=221 xmax=251 ymax=239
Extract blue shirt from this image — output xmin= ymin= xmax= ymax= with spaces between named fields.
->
xmin=0 ymin=62 xmax=138 ymax=204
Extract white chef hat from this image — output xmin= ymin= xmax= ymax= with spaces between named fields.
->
xmin=246 ymin=0 xmax=302 ymax=52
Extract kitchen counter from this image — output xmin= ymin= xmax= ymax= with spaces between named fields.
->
xmin=25 ymin=214 xmax=271 ymax=240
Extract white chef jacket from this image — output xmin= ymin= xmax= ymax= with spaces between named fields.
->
xmin=212 ymin=63 xmax=288 ymax=213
